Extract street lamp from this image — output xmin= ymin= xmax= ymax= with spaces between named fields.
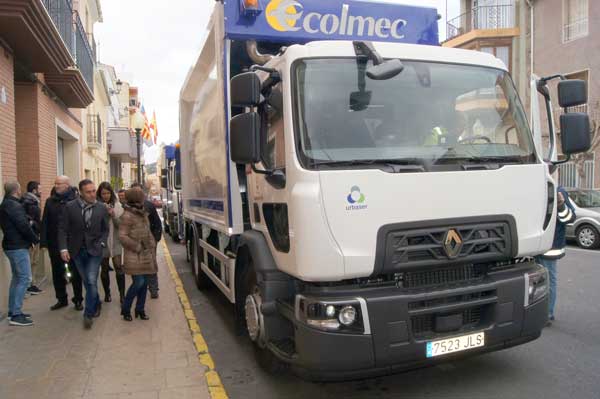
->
xmin=109 ymin=79 xmax=123 ymax=95
xmin=131 ymin=110 xmax=145 ymax=184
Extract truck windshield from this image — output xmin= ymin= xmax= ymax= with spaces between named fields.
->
xmin=293 ymin=58 xmax=536 ymax=170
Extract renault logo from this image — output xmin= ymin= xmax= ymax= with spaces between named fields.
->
xmin=443 ymin=229 xmax=463 ymax=259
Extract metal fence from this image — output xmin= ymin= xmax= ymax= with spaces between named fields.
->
xmin=447 ymin=4 xmax=515 ymax=41
xmin=74 ymin=13 xmax=94 ymax=92
xmin=41 ymin=0 xmax=74 ymax=57
xmin=558 ymin=159 xmax=595 ymax=189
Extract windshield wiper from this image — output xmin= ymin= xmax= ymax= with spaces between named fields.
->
xmin=312 ymin=158 xmax=427 ymax=172
xmin=434 ymin=154 xmax=532 ymax=165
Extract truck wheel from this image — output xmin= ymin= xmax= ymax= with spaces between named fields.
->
xmin=191 ymin=230 xmax=211 ymax=290
xmin=241 ymin=258 xmax=287 ymax=375
xmin=576 ymin=225 xmax=600 ymax=249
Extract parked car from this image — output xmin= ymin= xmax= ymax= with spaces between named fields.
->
xmin=564 ymin=188 xmax=600 ymax=249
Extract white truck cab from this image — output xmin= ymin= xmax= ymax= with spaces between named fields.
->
xmin=179 ymin=0 xmax=591 ymax=380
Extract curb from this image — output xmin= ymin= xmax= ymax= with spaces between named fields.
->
xmin=161 ymin=240 xmax=229 ymax=399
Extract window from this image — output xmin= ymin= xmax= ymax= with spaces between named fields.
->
xmin=262 ymin=84 xmax=286 ymax=169
xmin=563 ymin=0 xmax=588 ymax=42
xmin=57 ymin=138 xmax=65 ymax=175
xmin=480 ymin=46 xmax=510 ymax=71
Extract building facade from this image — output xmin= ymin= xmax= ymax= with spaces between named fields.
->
xmin=0 ymin=0 xmax=98 ymax=313
xmin=533 ymin=0 xmax=598 ymax=188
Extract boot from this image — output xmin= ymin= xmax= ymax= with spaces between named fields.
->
xmin=121 ymin=309 xmax=132 ymax=322
xmin=135 ymin=310 xmax=150 ymax=320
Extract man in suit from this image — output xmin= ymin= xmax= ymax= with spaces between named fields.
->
xmin=58 ymin=179 xmax=109 ymax=329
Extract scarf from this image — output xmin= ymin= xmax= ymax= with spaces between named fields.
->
xmin=23 ymin=192 xmax=40 ymax=205
xmin=77 ymin=197 xmax=96 ymax=229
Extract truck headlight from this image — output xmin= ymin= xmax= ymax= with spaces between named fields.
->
xmin=295 ymin=296 xmax=370 ymax=334
xmin=524 ymin=267 xmax=548 ymax=306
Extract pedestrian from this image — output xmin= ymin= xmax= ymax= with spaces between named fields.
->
xmin=537 ymin=186 xmax=576 ymax=326
xmin=117 ymin=189 xmax=126 ymax=204
xmin=97 ymin=182 xmax=125 ymax=304
xmin=0 ymin=181 xmax=39 ymax=326
xmin=130 ymin=183 xmax=162 ymax=299
xmin=119 ymin=188 xmax=157 ymax=321
xmin=40 ymin=176 xmax=84 ymax=311
xmin=58 ymin=179 xmax=109 ymax=329
xmin=21 ymin=181 xmax=43 ymax=295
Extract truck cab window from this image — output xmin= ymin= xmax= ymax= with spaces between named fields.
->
xmin=262 ymin=84 xmax=285 ymax=170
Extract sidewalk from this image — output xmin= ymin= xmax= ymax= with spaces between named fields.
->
xmin=0 ymin=243 xmax=212 ymax=399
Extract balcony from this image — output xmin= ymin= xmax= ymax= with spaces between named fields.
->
xmin=563 ymin=18 xmax=588 ymax=43
xmin=87 ymin=113 xmax=102 ymax=149
xmin=108 ymin=128 xmax=137 ymax=162
xmin=0 ymin=0 xmax=94 ymax=107
xmin=445 ymin=3 xmax=517 ymax=45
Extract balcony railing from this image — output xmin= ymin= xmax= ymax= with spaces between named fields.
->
xmin=74 ymin=13 xmax=94 ymax=91
xmin=563 ymin=18 xmax=588 ymax=43
xmin=42 ymin=0 xmax=74 ymax=56
xmin=40 ymin=1 xmax=94 ymax=92
xmin=446 ymin=4 xmax=516 ymax=41
xmin=87 ymin=114 xmax=102 ymax=148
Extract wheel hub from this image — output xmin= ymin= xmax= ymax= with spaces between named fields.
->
xmin=245 ymin=290 xmax=264 ymax=343
xmin=579 ymin=228 xmax=595 ymax=247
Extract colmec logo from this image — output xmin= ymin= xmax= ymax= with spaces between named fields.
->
xmin=266 ymin=0 xmax=304 ymax=32
xmin=265 ymin=0 xmax=407 ymax=39
xmin=346 ymin=186 xmax=367 ymax=211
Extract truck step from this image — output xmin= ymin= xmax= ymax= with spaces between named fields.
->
xmin=267 ymin=338 xmax=297 ymax=361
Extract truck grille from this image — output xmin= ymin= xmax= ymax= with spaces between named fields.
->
xmin=373 ymin=216 xmax=517 ymax=275
xmin=402 ymin=264 xmax=487 ymax=289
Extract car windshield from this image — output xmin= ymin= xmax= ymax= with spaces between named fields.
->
xmin=567 ymin=190 xmax=600 ymax=208
xmin=293 ymin=58 xmax=536 ymax=170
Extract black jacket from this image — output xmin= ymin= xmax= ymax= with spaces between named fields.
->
xmin=21 ymin=192 xmax=41 ymax=235
xmin=145 ymin=199 xmax=162 ymax=243
xmin=0 ymin=195 xmax=39 ymax=250
xmin=58 ymin=198 xmax=110 ymax=257
xmin=40 ymin=187 xmax=77 ymax=250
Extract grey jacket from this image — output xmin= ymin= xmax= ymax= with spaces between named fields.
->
xmin=58 ymin=198 xmax=109 ymax=258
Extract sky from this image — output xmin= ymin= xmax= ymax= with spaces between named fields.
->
xmin=95 ymin=0 xmax=459 ymax=164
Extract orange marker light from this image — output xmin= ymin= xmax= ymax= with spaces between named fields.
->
xmin=244 ymin=0 xmax=259 ymax=8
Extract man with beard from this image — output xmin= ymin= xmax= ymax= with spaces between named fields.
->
xmin=40 ymin=176 xmax=83 ymax=310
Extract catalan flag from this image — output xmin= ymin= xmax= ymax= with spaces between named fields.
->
xmin=140 ymin=104 xmax=153 ymax=145
xmin=150 ymin=110 xmax=158 ymax=144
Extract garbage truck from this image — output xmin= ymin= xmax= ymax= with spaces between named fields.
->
xmin=178 ymin=0 xmax=591 ymax=380
xmin=160 ymin=144 xmax=183 ymax=241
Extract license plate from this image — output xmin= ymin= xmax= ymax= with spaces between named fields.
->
xmin=426 ymin=332 xmax=485 ymax=358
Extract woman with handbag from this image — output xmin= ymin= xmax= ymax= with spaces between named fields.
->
xmin=118 ymin=188 xmax=157 ymax=321
xmin=97 ymin=182 xmax=125 ymax=303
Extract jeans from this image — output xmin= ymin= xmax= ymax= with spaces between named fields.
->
xmin=537 ymin=257 xmax=557 ymax=318
xmin=5 ymin=249 xmax=32 ymax=317
xmin=73 ymin=248 xmax=103 ymax=318
xmin=123 ymin=275 xmax=148 ymax=313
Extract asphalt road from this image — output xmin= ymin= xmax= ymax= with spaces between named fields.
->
xmin=166 ymin=239 xmax=600 ymax=399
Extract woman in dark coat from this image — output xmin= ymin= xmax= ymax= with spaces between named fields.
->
xmin=118 ymin=188 xmax=158 ymax=321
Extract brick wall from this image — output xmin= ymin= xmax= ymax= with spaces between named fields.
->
xmin=15 ymin=83 xmax=40 ymax=190
xmin=0 ymin=45 xmax=16 ymax=182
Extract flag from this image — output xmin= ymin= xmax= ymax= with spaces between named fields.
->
xmin=150 ymin=111 xmax=158 ymax=144
xmin=140 ymin=104 xmax=153 ymax=146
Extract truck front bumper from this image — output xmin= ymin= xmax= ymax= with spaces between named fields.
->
xmin=284 ymin=262 xmax=548 ymax=380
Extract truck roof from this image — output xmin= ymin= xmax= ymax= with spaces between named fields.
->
xmin=285 ymin=40 xmax=508 ymax=71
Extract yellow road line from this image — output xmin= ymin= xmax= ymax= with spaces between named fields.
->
xmin=162 ymin=240 xmax=229 ymax=399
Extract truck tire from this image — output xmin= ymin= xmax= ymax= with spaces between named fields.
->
xmin=191 ymin=229 xmax=212 ymax=290
xmin=575 ymin=224 xmax=600 ymax=249
xmin=241 ymin=257 xmax=287 ymax=375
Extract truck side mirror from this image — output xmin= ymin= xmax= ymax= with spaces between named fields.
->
xmin=560 ymin=113 xmax=591 ymax=155
xmin=230 ymin=112 xmax=261 ymax=164
xmin=558 ymin=79 xmax=587 ymax=108
xmin=231 ymin=72 xmax=261 ymax=107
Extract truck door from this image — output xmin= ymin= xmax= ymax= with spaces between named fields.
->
xmin=248 ymin=82 xmax=294 ymax=270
